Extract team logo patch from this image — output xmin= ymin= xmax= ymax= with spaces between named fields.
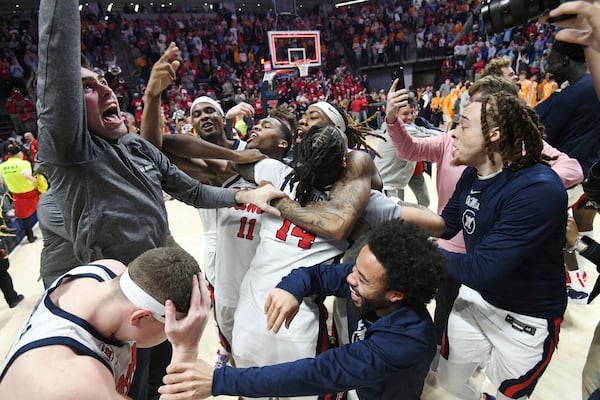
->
xmin=462 ymin=209 xmax=476 ymax=235
xmin=100 ymin=343 xmax=115 ymax=362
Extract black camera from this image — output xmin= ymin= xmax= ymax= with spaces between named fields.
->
xmin=481 ymin=0 xmax=572 ymax=35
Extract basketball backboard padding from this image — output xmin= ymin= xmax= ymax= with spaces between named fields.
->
xmin=268 ymin=30 xmax=321 ymax=69
xmin=273 ymin=0 xmax=297 ymax=14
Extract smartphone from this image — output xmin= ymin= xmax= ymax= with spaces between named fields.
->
xmin=391 ymin=66 xmax=405 ymax=89
xmin=545 ymin=13 xmax=576 ymax=24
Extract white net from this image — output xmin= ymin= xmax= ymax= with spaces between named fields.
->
xmin=295 ymin=60 xmax=310 ymax=77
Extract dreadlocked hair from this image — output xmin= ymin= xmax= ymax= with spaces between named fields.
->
xmin=289 ymin=125 xmax=347 ymax=206
xmin=479 ymin=91 xmax=552 ymax=170
xmin=331 ymin=103 xmax=385 ymax=157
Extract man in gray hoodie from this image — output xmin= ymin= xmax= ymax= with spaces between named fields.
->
xmin=35 ymin=1 xmax=284 ymax=398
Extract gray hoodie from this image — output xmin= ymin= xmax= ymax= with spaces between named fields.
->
xmin=36 ymin=0 xmax=238 ymax=264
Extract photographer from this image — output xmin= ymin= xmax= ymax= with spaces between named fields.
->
xmin=535 ymin=40 xmax=600 ymax=302
xmin=547 ymin=0 xmax=600 ymax=98
xmin=565 ymin=160 xmax=600 ymax=399
xmin=545 ymin=8 xmax=600 ymax=396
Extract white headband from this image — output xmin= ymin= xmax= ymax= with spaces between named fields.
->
xmin=119 ymin=269 xmax=166 ymax=323
xmin=312 ymin=102 xmax=347 ymax=133
xmin=190 ymin=96 xmax=224 ymax=117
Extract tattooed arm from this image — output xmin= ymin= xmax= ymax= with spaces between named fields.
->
xmin=271 ymin=150 xmax=374 ymax=241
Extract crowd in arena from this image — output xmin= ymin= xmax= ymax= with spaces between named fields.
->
xmin=0 ymin=0 xmax=563 ymax=142
xmin=2 ymin=0 xmax=600 ymax=399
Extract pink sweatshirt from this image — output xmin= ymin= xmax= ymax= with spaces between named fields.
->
xmin=386 ymin=118 xmax=584 ymax=253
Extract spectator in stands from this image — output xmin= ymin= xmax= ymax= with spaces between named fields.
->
xmin=19 ymin=98 xmax=37 ymax=137
xmin=518 ymin=70 xmax=535 ymax=106
xmin=6 ymin=89 xmax=25 ymax=134
xmin=480 ymin=56 xmax=518 ymax=82
xmin=538 ymin=72 xmax=558 ymax=103
xmin=536 ymin=41 xmax=600 ymax=304
xmin=439 ymin=78 xmax=452 ymax=97
xmin=23 ymin=132 xmax=38 ymax=166
xmin=9 ymin=58 xmax=25 ymax=90
xmin=7 ymin=131 xmax=23 ymax=146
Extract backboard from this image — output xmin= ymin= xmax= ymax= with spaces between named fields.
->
xmin=267 ymin=30 xmax=321 ymax=69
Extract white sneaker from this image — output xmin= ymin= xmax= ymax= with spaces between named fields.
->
xmin=567 ymin=287 xmax=590 ymax=304
xmin=214 ymin=353 xmax=229 ymax=369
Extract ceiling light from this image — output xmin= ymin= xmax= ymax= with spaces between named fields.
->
xmin=335 ymin=0 xmax=368 ymax=7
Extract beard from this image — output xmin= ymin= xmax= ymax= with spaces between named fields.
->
xmin=349 ymin=288 xmax=389 ymax=318
xmin=450 ymin=153 xmax=466 ymax=167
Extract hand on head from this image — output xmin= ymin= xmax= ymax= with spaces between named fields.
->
xmin=164 ymin=272 xmax=210 ymax=363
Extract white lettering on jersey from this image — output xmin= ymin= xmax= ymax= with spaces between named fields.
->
xmin=465 ymin=194 xmax=480 ymax=210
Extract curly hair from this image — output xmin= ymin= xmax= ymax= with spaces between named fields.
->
xmin=127 ymin=247 xmax=201 ymax=313
xmin=269 ymin=103 xmax=298 ymax=138
xmin=289 ymin=125 xmax=346 ymax=206
xmin=367 ymin=220 xmax=446 ymax=309
xmin=478 ymin=91 xmax=551 ymax=170
xmin=479 ymin=56 xmax=512 ymax=79
xmin=469 ymin=75 xmax=519 ymax=98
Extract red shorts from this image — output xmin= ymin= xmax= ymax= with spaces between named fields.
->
xmin=13 ymin=189 xmax=39 ymax=219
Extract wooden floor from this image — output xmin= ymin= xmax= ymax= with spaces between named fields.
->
xmin=0 ymin=173 xmax=596 ymax=399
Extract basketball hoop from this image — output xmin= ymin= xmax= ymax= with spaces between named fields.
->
xmin=295 ymin=59 xmax=310 ymax=77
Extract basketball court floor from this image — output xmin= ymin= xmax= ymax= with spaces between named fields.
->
xmin=0 ymin=171 xmax=597 ymax=399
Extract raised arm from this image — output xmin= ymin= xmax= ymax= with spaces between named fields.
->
xmin=37 ymin=0 xmax=90 ymax=163
xmin=141 ymin=44 xmax=264 ymax=167
xmin=141 ymin=42 xmax=180 ymax=149
xmin=385 ymin=82 xmax=448 ymax=162
xmin=387 ymin=118 xmax=450 ymax=162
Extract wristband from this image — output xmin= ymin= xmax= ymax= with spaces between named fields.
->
xmin=566 ymin=236 xmax=589 ymax=254
xmin=575 ymin=236 xmax=589 ymax=253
